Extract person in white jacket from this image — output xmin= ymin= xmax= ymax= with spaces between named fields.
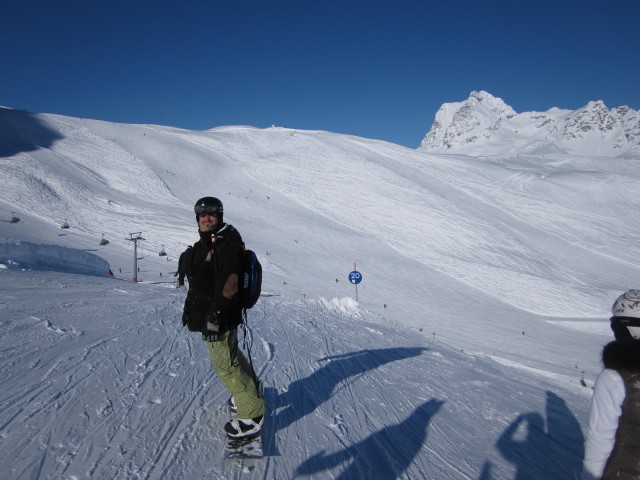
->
xmin=582 ymin=289 xmax=640 ymax=480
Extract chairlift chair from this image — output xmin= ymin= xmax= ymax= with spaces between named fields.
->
xmin=159 ymin=244 xmax=167 ymax=257
xmin=99 ymin=234 xmax=110 ymax=246
xmin=10 ymin=212 xmax=20 ymax=224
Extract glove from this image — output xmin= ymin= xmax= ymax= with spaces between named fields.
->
xmin=202 ymin=309 xmax=222 ymax=342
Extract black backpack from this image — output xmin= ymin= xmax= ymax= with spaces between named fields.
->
xmin=178 ymin=245 xmax=193 ymax=280
xmin=239 ymin=248 xmax=262 ymax=310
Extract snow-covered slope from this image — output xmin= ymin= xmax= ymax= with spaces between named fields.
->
xmin=1 ymin=105 xmax=638 ymax=478
xmin=419 ymin=91 xmax=640 ymax=157
xmin=0 ymin=266 xmax=588 ymax=479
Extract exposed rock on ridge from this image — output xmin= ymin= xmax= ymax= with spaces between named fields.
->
xmin=420 ymin=91 xmax=639 ymax=157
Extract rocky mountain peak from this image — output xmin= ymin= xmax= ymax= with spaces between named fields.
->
xmin=419 ymin=92 xmax=639 ymax=157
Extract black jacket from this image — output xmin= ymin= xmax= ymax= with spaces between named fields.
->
xmin=602 ymin=340 xmax=640 ymax=479
xmin=177 ymin=246 xmax=193 ymax=281
xmin=183 ymin=224 xmax=244 ymax=333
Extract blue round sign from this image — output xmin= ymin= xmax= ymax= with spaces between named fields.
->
xmin=349 ymin=270 xmax=362 ymax=285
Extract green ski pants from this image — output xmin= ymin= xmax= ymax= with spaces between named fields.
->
xmin=205 ymin=329 xmax=265 ymax=419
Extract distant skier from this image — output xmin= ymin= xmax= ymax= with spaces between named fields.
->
xmin=181 ymin=197 xmax=265 ymax=440
xmin=582 ymin=290 xmax=640 ymax=479
xmin=175 ymin=245 xmax=193 ymax=289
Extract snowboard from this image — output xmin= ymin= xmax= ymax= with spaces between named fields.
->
xmin=222 ymin=432 xmax=263 ymax=459
xmin=222 ymin=397 xmax=264 ymax=459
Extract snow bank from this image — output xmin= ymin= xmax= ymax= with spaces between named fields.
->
xmin=318 ymin=297 xmax=361 ymax=317
xmin=0 ymin=240 xmax=110 ymax=276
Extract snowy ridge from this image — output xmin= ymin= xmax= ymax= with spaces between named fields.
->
xmin=420 ymin=90 xmax=640 ymax=157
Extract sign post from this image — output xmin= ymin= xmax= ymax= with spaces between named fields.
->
xmin=348 ymin=262 xmax=362 ymax=302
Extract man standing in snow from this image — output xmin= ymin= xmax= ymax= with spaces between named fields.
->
xmin=181 ymin=196 xmax=265 ymax=439
xmin=582 ymin=289 xmax=640 ymax=479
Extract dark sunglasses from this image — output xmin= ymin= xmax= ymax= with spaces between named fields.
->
xmin=194 ymin=204 xmax=221 ymax=215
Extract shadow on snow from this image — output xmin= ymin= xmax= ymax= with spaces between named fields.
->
xmin=0 ymin=108 xmax=64 ymax=157
xmin=264 ymin=346 xmax=441 ymax=478
xmin=481 ymin=390 xmax=585 ymax=480
xmin=294 ymin=399 xmax=444 ymax=479
xmin=264 ymin=345 xmax=584 ymax=479
xmin=272 ymin=347 xmax=428 ymax=435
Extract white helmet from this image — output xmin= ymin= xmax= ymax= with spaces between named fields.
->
xmin=611 ymin=290 xmax=640 ymax=340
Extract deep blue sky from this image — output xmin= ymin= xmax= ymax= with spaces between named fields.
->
xmin=2 ymin=1 xmax=639 ymax=148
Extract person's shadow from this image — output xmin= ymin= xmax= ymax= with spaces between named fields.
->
xmin=273 ymin=347 xmax=427 ymax=434
xmin=294 ymin=399 xmax=445 ymax=479
xmin=496 ymin=391 xmax=584 ymax=479
xmin=262 ymin=347 xmax=427 ymax=457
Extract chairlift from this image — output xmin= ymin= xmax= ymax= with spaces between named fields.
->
xmin=10 ymin=212 xmax=20 ymax=224
xmin=159 ymin=244 xmax=167 ymax=257
xmin=61 ymin=219 xmax=70 ymax=229
xmin=99 ymin=234 xmax=110 ymax=246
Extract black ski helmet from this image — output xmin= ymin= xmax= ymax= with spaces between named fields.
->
xmin=194 ymin=196 xmax=223 ymax=224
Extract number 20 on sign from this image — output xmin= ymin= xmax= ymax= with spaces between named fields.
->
xmin=349 ymin=271 xmax=362 ymax=284
xmin=349 ymin=262 xmax=362 ymax=301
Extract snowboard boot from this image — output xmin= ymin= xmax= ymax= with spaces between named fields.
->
xmin=224 ymin=415 xmax=264 ymax=439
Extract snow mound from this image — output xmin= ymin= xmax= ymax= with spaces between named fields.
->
xmin=0 ymin=241 xmax=110 ymax=276
xmin=318 ymin=297 xmax=361 ymax=317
